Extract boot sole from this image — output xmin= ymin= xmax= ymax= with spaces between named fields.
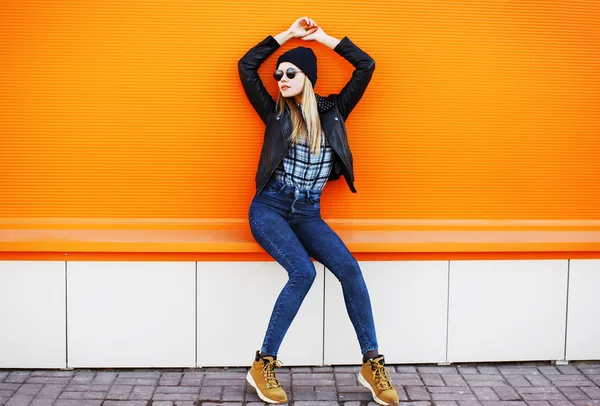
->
xmin=358 ymin=372 xmax=398 ymax=406
xmin=246 ymin=371 xmax=287 ymax=404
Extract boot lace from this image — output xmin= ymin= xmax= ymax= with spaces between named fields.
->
xmin=261 ymin=359 xmax=284 ymax=389
xmin=372 ymin=361 xmax=393 ymax=390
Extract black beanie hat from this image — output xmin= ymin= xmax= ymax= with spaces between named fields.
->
xmin=277 ymin=47 xmax=318 ymax=88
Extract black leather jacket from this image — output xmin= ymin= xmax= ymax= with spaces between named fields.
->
xmin=238 ymin=35 xmax=375 ymax=196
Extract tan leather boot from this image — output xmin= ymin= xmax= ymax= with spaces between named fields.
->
xmin=246 ymin=350 xmax=288 ymax=404
xmin=358 ymin=355 xmax=399 ymax=405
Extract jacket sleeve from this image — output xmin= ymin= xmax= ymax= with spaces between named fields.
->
xmin=332 ymin=37 xmax=376 ymax=121
xmin=238 ymin=35 xmax=281 ymax=124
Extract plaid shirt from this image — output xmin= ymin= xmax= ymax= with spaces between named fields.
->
xmin=272 ymin=133 xmax=335 ymax=191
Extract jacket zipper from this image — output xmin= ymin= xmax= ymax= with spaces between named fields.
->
xmin=256 ymin=117 xmax=289 ymax=196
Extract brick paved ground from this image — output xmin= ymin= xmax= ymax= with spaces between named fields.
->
xmin=1 ymin=362 xmax=599 ymax=406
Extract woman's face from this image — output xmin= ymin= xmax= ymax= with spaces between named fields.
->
xmin=276 ymin=62 xmax=306 ymax=99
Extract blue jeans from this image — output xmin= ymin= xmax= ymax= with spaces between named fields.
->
xmin=248 ymin=178 xmax=379 ymax=356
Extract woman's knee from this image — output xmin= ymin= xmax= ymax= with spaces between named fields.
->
xmin=290 ymin=264 xmax=317 ymax=291
xmin=332 ymin=255 xmax=363 ymax=282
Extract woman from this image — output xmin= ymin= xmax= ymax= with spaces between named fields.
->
xmin=238 ymin=17 xmax=399 ymax=406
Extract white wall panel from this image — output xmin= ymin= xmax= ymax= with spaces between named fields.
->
xmin=0 ymin=261 xmax=66 ymax=368
xmin=448 ymin=260 xmax=568 ymax=362
xmin=197 ymin=262 xmax=324 ymax=367
xmin=67 ymin=261 xmax=195 ymax=367
xmin=566 ymin=259 xmax=600 ymax=360
xmin=324 ymin=261 xmax=449 ymax=365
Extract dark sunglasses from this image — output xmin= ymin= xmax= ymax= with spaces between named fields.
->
xmin=273 ymin=67 xmax=303 ymax=81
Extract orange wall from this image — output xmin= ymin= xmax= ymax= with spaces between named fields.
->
xmin=1 ymin=1 xmax=599 ymax=221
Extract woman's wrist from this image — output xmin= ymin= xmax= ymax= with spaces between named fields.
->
xmin=318 ymin=33 xmax=341 ymax=50
xmin=273 ymin=29 xmax=294 ymax=45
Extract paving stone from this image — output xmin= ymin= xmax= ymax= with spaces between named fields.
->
xmin=553 ymin=380 xmax=595 ymax=387
xmin=571 ymin=401 xmax=600 ymax=406
xmin=498 ymin=367 xmax=540 ymax=375
xmin=92 ymin=372 xmax=117 ymax=384
xmin=292 ymin=386 xmax=316 ymax=401
xmin=58 ymin=391 xmax=106 ymax=400
xmin=35 ymin=383 xmax=66 ymax=398
xmin=53 ymin=400 xmax=102 ymax=406
xmin=222 ymin=385 xmax=245 ymax=401
xmin=431 ymin=393 xmax=478 ymax=401
xmin=312 ymin=366 xmax=334 ymax=373
xmin=557 ymin=366 xmax=581 ymax=375
xmin=63 ymin=384 xmax=110 ymax=392
xmin=527 ymin=375 xmax=553 ymax=386
xmin=29 ymin=399 xmax=55 ymax=406
xmin=458 ymin=401 xmax=483 ymax=406
xmin=203 ymin=403 xmax=242 ymax=406
xmin=13 ymin=384 xmax=43 ymax=396
xmin=458 ymin=367 xmax=481 ymax=375
xmin=472 ymin=388 xmax=500 ymax=401
xmin=579 ymin=386 xmax=600 ymax=399
xmin=468 ymin=381 xmax=509 ymax=387
xmin=336 ymin=392 xmax=373 ymax=401
xmin=315 ymin=386 xmax=338 ymax=400
xmin=422 ymin=374 xmax=445 ymax=386
xmin=289 ymin=367 xmax=312 ymax=374
xmin=179 ymin=378 xmax=203 ymax=386
xmin=478 ymin=367 xmax=501 ymax=375
xmin=526 ymin=402 xmax=552 ymax=406
xmin=335 ymin=373 xmax=358 ymax=386
xmin=444 ymin=375 xmax=468 ymax=386
xmin=396 ymin=366 xmax=418 ymax=373
xmin=293 ymin=379 xmax=336 ymax=386
xmin=406 ymin=386 xmax=431 ymax=400
xmin=549 ymin=401 xmax=576 ymax=406
xmin=333 ymin=366 xmax=361 ymax=373
xmin=106 ymin=384 xmax=133 ymax=400
xmin=505 ymin=376 xmax=531 ymax=387
xmin=4 ymin=373 xmax=29 ymax=384
xmin=113 ymin=378 xmax=158 ymax=386
xmin=418 ymin=366 xmax=459 ymax=374
xmin=481 ymin=402 xmax=527 ymax=406
xmin=558 ymin=387 xmax=590 ymax=401
xmin=26 ymin=377 xmax=71 ymax=385
xmin=5 ymin=395 xmax=34 ymax=406
xmin=155 ymin=386 xmax=198 ymax=394
xmin=197 ymin=386 xmax=222 ymax=401
xmin=466 ymin=375 xmax=507 ymax=381
xmin=102 ymin=402 xmax=147 ymax=406
xmin=294 ymin=402 xmax=339 ymax=406
xmin=129 ymin=385 xmax=155 ymax=400
xmin=539 ymin=367 xmax=562 ymax=376
xmin=153 ymin=392 xmax=200 ymax=401
xmin=493 ymin=387 xmax=522 ymax=401
xmin=30 ymin=371 xmax=73 ymax=378
xmin=117 ymin=372 xmax=161 ymax=379
xmin=0 ymin=372 xmax=9 ymax=382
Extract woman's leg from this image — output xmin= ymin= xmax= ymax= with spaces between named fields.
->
xmin=249 ymin=202 xmax=318 ymax=357
xmin=292 ymin=217 xmax=378 ymax=355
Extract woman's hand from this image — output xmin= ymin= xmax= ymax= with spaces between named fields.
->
xmin=274 ymin=17 xmax=339 ymax=48
xmin=301 ymin=24 xmax=327 ymax=43
xmin=300 ymin=19 xmax=340 ymax=49
xmin=288 ymin=17 xmax=318 ymax=39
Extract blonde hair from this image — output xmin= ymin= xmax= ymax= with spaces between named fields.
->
xmin=276 ymin=76 xmax=324 ymax=155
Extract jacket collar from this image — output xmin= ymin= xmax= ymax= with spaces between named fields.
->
xmin=292 ymin=94 xmax=336 ymax=114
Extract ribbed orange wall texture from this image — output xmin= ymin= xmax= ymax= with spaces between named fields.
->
xmin=1 ymin=1 xmax=599 ymax=221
